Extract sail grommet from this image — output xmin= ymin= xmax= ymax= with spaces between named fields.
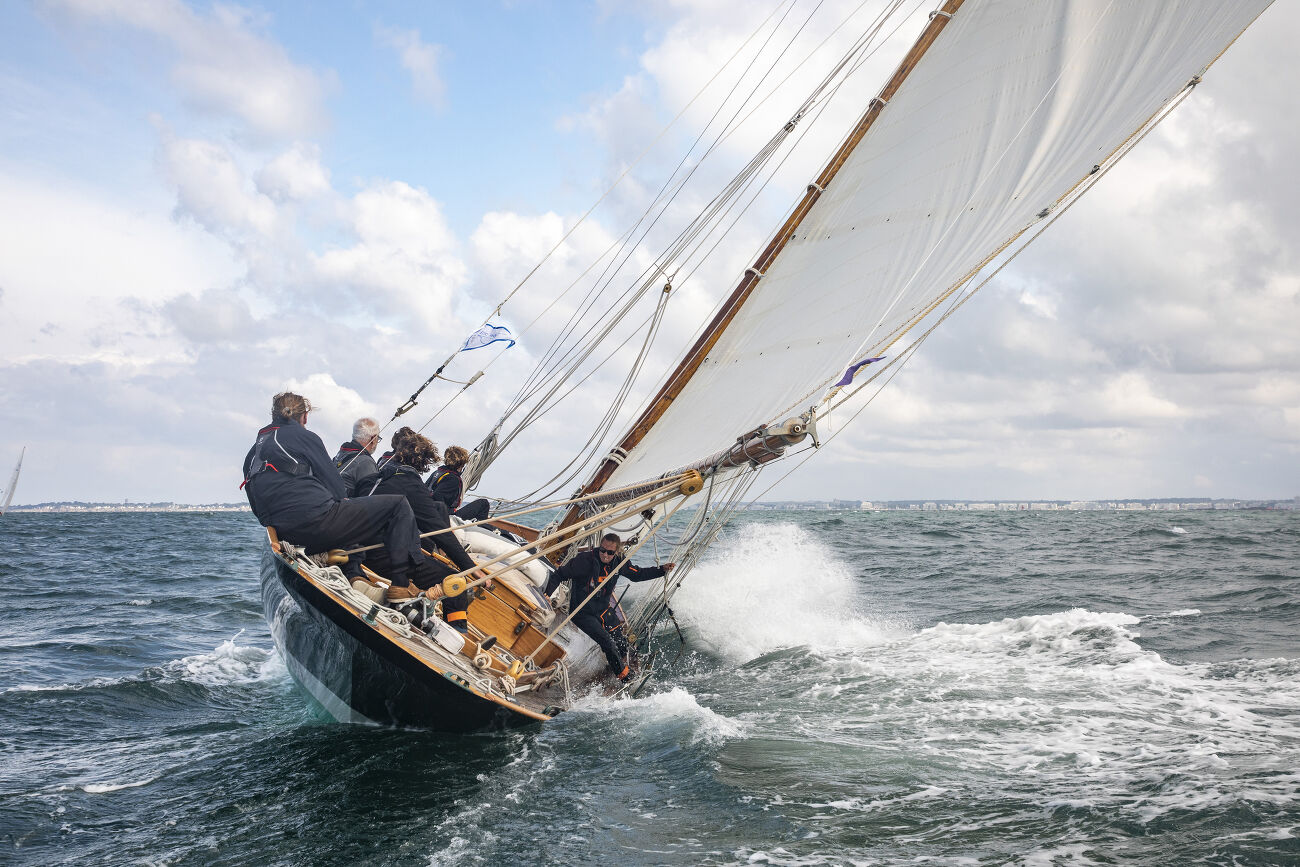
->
xmin=807 ymin=182 xmax=825 ymax=194
xmin=929 ymin=10 xmax=952 ymax=20
xmin=745 ymin=267 xmax=764 ymax=280
xmin=679 ymin=470 xmax=705 ymax=496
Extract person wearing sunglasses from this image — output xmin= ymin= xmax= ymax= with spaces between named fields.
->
xmin=544 ymin=532 xmax=675 ymax=681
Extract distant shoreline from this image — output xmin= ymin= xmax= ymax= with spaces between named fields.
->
xmin=6 ymin=504 xmax=251 ymax=513
xmin=4 ymin=497 xmax=1296 ymax=514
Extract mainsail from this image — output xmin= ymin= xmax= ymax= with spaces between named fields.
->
xmin=1 ymin=447 xmax=24 ymax=515
xmin=597 ymin=0 xmax=1271 ymax=494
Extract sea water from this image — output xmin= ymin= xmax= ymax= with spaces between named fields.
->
xmin=1 ymin=509 xmax=1297 ymax=865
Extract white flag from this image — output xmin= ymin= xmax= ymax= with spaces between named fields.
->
xmin=460 ymin=323 xmax=515 ymax=352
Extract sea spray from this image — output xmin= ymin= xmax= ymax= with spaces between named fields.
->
xmin=670 ymin=522 xmax=903 ymax=662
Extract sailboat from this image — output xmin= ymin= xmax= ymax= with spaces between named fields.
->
xmin=1 ymin=447 xmax=24 ymax=515
xmin=259 ymin=0 xmax=1277 ymax=730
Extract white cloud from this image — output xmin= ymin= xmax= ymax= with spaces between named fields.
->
xmin=378 ymin=26 xmax=445 ymax=109
xmin=156 ymin=129 xmax=278 ymax=238
xmin=255 ymin=143 xmax=332 ymax=202
xmin=40 ymin=0 xmax=330 ymax=139
xmin=311 ymin=180 xmax=468 ymax=330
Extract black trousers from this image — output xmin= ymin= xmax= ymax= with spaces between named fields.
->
xmin=454 ymin=498 xmax=491 ymax=522
xmin=276 ymin=495 xmax=423 ymax=582
xmin=366 ymin=547 xmax=469 ymax=614
xmin=573 ymin=611 xmax=629 ymax=674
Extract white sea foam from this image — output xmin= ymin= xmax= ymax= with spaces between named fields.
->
xmin=81 ymin=779 xmax=154 ymax=794
xmin=820 ymin=607 xmax=1300 ymax=824
xmin=128 ymin=599 xmax=152 ymax=606
xmin=571 ymin=686 xmax=745 ymax=744
xmin=1169 ymin=526 xmax=1188 ymax=534
xmin=169 ymin=632 xmax=285 ymax=686
xmin=672 ymin=522 xmax=902 ymax=662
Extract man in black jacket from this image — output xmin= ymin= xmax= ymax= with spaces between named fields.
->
xmin=368 ymin=427 xmax=480 ymax=631
xmin=545 ymin=533 xmax=675 ymax=680
xmin=332 ymin=417 xmax=381 ymax=496
xmin=242 ymin=393 xmax=426 ymax=596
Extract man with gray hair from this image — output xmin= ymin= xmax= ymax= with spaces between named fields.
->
xmin=333 ymin=417 xmax=381 ymax=497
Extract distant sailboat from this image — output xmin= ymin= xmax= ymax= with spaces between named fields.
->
xmin=1 ymin=447 xmax=24 ymax=515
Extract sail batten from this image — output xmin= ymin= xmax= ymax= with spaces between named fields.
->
xmin=598 ymin=0 xmax=1272 ymax=494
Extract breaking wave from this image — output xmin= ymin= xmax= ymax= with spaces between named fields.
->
xmin=671 ymin=522 xmax=903 ymax=662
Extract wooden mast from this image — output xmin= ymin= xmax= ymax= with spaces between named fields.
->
xmin=556 ymin=0 xmax=965 ymax=535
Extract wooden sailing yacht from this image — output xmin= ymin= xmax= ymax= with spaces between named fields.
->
xmin=260 ymin=0 xmax=1277 ymax=730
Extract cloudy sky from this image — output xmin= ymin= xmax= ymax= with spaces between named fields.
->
xmin=1 ymin=0 xmax=1296 ymax=506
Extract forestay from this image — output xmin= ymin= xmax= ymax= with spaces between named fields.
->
xmin=603 ymin=0 xmax=1270 ymax=491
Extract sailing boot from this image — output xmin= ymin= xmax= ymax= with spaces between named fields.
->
xmin=385 ymin=580 xmax=421 ymax=603
xmin=444 ymin=609 xmax=469 ymax=634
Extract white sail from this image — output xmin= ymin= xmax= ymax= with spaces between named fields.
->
xmin=1 ymin=447 xmax=24 ymax=514
xmin=603 ymin=0 xmax=1270 ymax=492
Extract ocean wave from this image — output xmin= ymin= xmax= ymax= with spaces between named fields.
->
xmin=670 ymin=522 xmax=905 ymax=662
xmin=570 ymin=686 xmax=745 ymax=745
xmin=2 ymin=635 xmax=284 ymax=696
xmin=1141 ymin=608 xmax=1202 ymax=620
xmin=797 ymin=608 xmax=1300 ymax=826
xmin=79 ymin=779 xmax=155 ymax=794
xmin=169 ymin=633 xmax=284 ymax=687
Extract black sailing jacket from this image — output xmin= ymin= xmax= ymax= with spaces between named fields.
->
xmin=426 ymin=464 xmax=464 ymax=511
xmin=544 ymin=549 xmax=666 ymax=619
xmin=332 ymin=440 xmax=379 ymax=497
xmin=371 ymin=464 xmax=476 ymax=572
xmin=242 ymin=416 xmax=348 ymax=527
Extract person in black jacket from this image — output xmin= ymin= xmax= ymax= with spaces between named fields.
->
xmin=369 ymin=427 xmax=480 ymax=632
xmin=242 ymin=393 xmax=426 ymax=597
xmin=332 ymin=417 xmax=381 ymax=496
xmin=427 ymin=446 xmax=490 ymax=522
xmin=545 ymin=533 xmax=675 ymax=680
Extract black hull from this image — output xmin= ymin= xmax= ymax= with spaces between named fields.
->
xmin=259 ymin=546 xmax=541 ymax=732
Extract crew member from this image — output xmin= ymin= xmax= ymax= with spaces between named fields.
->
xmin=242 ymin=392 xmax=426 ymax=599
xmin=369 ymin=427 xmax=481 ymax=631
xmin=544 ymin=533 xmax=675 ymax=681
xmin=332 ymin=417 xmax=381 ymax=496
xmin=427 ymin=445 xmax=490 ymax=522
